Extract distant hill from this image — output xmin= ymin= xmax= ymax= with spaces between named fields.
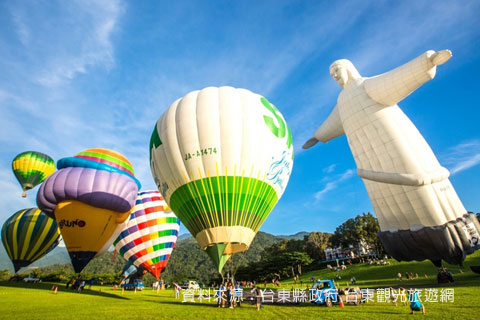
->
xmin=177 ymin=233 xmax=192 ymax=241
xmin=29 ymin=246 xmax=70 ymax=268
xmin=161 ymin=231 xmax=281 ymax=284
xmin=1 ymin=231 xmax=312 ymax=283
xmin=0 ymin=244 xmax=12 ymax=270
xmin=0 ymin=244 xmax=71 ymax=272
xmin=275 ymin=231 xmax=310 ymax=240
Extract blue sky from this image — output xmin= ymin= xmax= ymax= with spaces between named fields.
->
xmin=1 ymin=0 xmax=479 ymax=236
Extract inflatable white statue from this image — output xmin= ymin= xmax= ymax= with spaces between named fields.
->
xmin=304 ymin=50 xmax=480 ymax=265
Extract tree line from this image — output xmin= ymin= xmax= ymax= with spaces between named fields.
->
xmin=1 ymin=212 xmax=388 ymax=285
xmin=233 ymin=213 xmax=383 ymax=282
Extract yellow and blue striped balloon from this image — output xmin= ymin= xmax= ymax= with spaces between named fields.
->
xmin=1 ymin=208 xmax=61 ymax=272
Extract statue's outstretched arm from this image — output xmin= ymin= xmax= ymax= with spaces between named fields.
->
xmin=303 ymin=105 xmax=344 ymax=149
xmin=364 ymin=50 xmax=452 ymax=106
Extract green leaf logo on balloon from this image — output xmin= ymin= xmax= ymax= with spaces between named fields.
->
xmin=261 ymin=97 xmax=293 ymax=150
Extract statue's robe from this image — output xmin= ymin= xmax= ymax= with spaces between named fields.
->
xmin=313 ymin=51 xmax=480 ymax=265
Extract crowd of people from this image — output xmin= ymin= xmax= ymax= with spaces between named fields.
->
xmin=52 ymin=254 xmax=453 ymax=317
xmin=396 ymin=272 xmax=420 ymax=281
xmin=437 ymin=267 xmax=455 ymax=283
xmin=215 ymin=282 xmax=243 ymax=309
xmin=65 ymin=278 xmax=88 ymax=293
xmin=151 ymin=280 xmax=168 ymax=291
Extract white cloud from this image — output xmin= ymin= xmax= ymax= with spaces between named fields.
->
xmin=0 ymin=169 xmax=37 ymax=226
xmin=0 ymin=1 xmax=125 ymax=224
xmin=1 ymin=1 xmax=478 ymax=231
xmin=35 ymin=1 xmax=122 ymax=86
xmin=5 ymin=0 xmax=123 ymax=87
xmin=288 ymin=0 xmax=480 ymax=155
xmin=314 ymin=169 xmax=354 ymax=200
xmin=11 ymin=11 xmax=29 ymax=46
xmin=323 ymin=164 xmax=336 ymax=174
xmin=442 ymin=140 xmax=480 ymax=175
xmin=451 ymin=154 xmax=480 ymax=175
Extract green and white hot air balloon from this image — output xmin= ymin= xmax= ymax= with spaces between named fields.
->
xmin=150 ymin=86 xmax=293 ymax=272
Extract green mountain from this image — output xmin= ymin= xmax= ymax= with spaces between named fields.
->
xmin=0 ymin=231 xmax=318 ymax=284
xmin=0 ymin=243 xmax=71 ymax=272
xmin=0 ymin=245 xmax=11 ymax=270
xmin=276 ymin=231 xmax=310 ymax=240
xmin=1 ymin=231 xmax=309 ymax=284
xmin=161 ymin=231 xmax=280 ymax=284
xmin=177 ymin=233 xmax=192 ymax=241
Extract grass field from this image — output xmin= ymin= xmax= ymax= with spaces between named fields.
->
xmin=1 ymin=252 xmax=480 ymax=320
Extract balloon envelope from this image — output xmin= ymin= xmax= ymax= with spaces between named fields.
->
xmin=1 ymin=208 xmax=61 ymax=272
xmin=122 ymin=261 xmax=138 ymax=278
xmin=114 ymin=190 xmax=180 ymax=279
xmin=37 ymin=148 xmax=140 ymax=273
xmin=149 ymin=86 xmax=293 ymax=271
xmin=12 ymin=151 xmax=55 ymax=197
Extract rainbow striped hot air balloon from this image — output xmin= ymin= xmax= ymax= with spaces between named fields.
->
xmin=1 ymin=208 xmax=61 ymax=273
xmin=150 ymin=86 xmax=294 ymax=272
xmin=12 ymin=151 xmax=55 ymax=197
xmin=114 ymin=190 xmax=180 ymax=279
xmin=37 ymin=148 xmax=140 ymax=273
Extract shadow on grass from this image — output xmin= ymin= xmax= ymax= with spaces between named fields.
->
xmin=144 ymin=299 xmax=336 ymax=308
xmin=144 ymin=299 xmax=411 ymax=315
xmin=144 ymin=300 xmax=219 ymax=308
xmin=0 ymin=281 xmax=130 ymax=300
xmin=296 ymin=252 xmax=480 ymax=289
xmin=359 ymin=272 xmax=480 ymax=289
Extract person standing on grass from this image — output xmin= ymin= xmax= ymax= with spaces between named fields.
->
xmin=227 ymin=283 xmax=233 ymax=308
xmin=399 ymin=287 xmax=408 ymax=306
xmin=235 ymin=283 xmax=242 ymax=307
xmin=78 ymin=280 xmax=85 ymax=293
xmin=389 ymin=287 xmax=398 ymax=306
xmin=216 ymin=283 xmax=223 ymax=307
xmin=174 ymin=282 xmax=181 ymax=299
xmin=252 ymin=286 xmax=263 ymax=311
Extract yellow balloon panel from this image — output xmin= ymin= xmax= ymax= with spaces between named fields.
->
xmin=54 ymin=200 xmax=131 ymax=272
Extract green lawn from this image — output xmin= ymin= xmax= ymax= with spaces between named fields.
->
xmin=1 ymin=252 xmax=480 ymax=319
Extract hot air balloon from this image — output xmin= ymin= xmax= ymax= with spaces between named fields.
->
xmin=12 ymin=151 xmax=55 ymax=197
xmin=122 ymin=261 xmax=140 ymax=279
xmin=120 ymin=261 xmax=147 ymax=287
xmin=149 ymin=86 xmax=294 ymax=272
xmin=303 ymin=51 xmax=480 ymax=266
xmin=37 ymin=148 xmax=140 ymax=273
xmin=1 ymin=208 xmax=61 ymax=273
xmin=114 ymin=190 xmax=180 ymax=279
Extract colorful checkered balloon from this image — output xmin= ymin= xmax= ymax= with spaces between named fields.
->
xmin=114 ymin=190 xmax=180 ymax=279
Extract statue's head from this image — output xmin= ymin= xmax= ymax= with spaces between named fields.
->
xmin=329 ymin=59 xmax=361 ymax=88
